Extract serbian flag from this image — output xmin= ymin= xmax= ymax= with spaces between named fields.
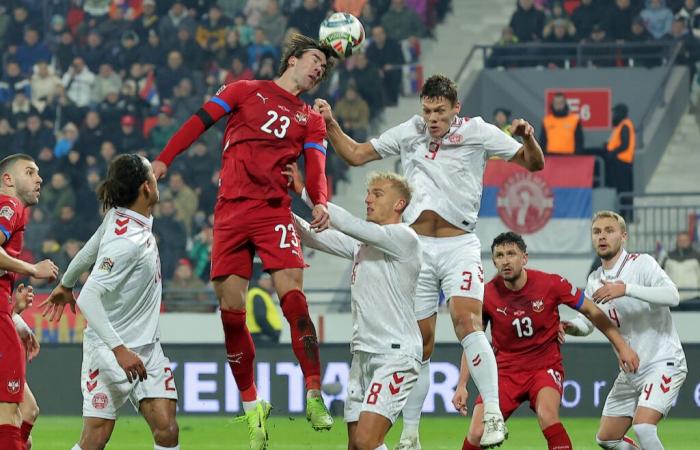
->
xmin=476 ymin=156 xmax=595 ymax=254
xmin=139 ymin=70 xmax=160 ymax=108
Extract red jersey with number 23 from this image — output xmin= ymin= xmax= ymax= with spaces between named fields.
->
xmin=211 ymin=80 xmax=327 ymax=202
xmin=484 ymin=269 xmax=585 ymax=371
xmin=0 ymin=194 xmax=28 ymax=316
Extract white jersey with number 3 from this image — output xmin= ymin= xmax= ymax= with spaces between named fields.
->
xmin=370 ymin=115 xmax=521 ymax=231
xmin=583 ymin=250 xmax=686 ymax=371
xmin=84 ymin=207 xmax=162 ymax=348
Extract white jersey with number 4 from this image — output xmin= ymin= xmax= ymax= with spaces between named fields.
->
xmin=582 ymin=250 xmax=686 ymax=372
xmin=84 ymin=207 xmax=162 ymax=348
xmin=370 ymin=115 xmax=521 ymax=231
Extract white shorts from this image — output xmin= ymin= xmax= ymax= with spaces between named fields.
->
xmin=81 ymin=340 xmax=178 ymax=420
xmin=602 ymin=361 xmax=687 ymax=418
xmin=344 ymin=352 xmax=420 ymax=424
xmin=414 ymin=233 xmax=484 ymax=320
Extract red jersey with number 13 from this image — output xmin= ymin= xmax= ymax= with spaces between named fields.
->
xmin=484 ymin=269 xmax=585 ymax=371
xmin=0 ymin=194 xmax=28 ymax=316
xmin=211 ymin=80 xmax=327 ymax=202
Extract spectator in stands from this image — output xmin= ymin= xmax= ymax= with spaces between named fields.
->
xmin=62 ymin=149 xmax=87 ymax=191
xmin=197 ymin=170 xmax=220 ymax=216
xmin=604 ymin=104 xmax=636 ymax=216
xmin=245 ymin=0 xmax=269 ymax=27
xmin=288 ymin=0 xmax=327 ymax=39
xmin=52 ymin=205 xmax=91 ymax=243
xmin=0 ymin=7 xmax=9 ymax=51
xmin=96 ymin=6 xmax=130 ymax=50
xmin=196 ymin=4 xmax=231 ymax=53
xmin=381 ymin=0 xmax=427 ymax=41
xmin=540 ymin=92 xmax=584 ymax=154
xmin=509 ymin=0 xmax=546 ymax=42
xmin=74 ymin=110 xmax=105 ymax=155
xmin=232 ymin=12 xmax=255 ymax=46
xmin=606 ymin=0 xmax=636 ymax=40
xmin=177 ymin=141 xmax=217 ymax=189
xmin=114 ymin=114 xmax=147 ymax=154
xmin=62 ymin=56 xmax=95 ymax=111
xmin=219 ymin=0 xmax=248 ymax=20
xmin=359 ymin=2 xmax=380 ymax=30
xmin=157 ymin=50 xmax=192 ymax=101
xmin=366 ymin=25 xmax=405 ymax=107
xmin=642 ymin=0 xmax=674 ymax=38
xmin=96 ymin=88 xmax=126 ymax=135
xmin=11 ymin=113 xmax=55 ymax=157
xmin=543 ymin=19 xmax=577 ymax=67
xmin=676 ymin=0 xmax=700 ymax=39
xmin=189 ymin=220 xmax=214 ymax=281
xmin=662 ymin=231 xmax=700 ymax=300
xmin=149 ymin=105 xmax=178 ymax=156
xmin=158 ymin=1 xmax=197 ymax=49
xmin=164 ymin=258 xmax=211 ymax=311
xmin=140 ymin=29 xmax=168 ymax=69
xmin=114 ymin=30 xmax=143 ymax=74
xmin=53 ymin=121 xmax=79 ymax=159
xmin=167 ymin=171 xmax=199 ymax=234
xmin=81 ymin=31 xmax=109 ymax=73
xmin=582 ymin=23 xmax=616 ymax=67
xmin=255 ymin=54 xmax=278 ymax=80
xmin=222 ymin=55 xmax=254 ymax=84
xmin=213 ymin=29 xmax=248 ymax=69
xmin=155 ymin=197 xmax=188 ymax=281
xmin=572 ymin=0 xmax=604 ymax=41
xmin=334 ymin=84 xmax=370 ymax=141
xmin=493 ymin=108 xmax=512 ymax=135
xmin=134 ymin=0 xmax=160 ymax=41
xmin=91 ymin=63 xmax=122 ymax=104
xmin=343 ymin=52 xmax=385 ymax=121
xmin=30 ymin=60 xmax=62 ymax=113
xmin=247 ymin=273 xmax=283 ymax=345
xmin=8 ymin=91 xmax=33 ymax=129
xmin=0 ymin=60 xmax=30 ymax=105
xmin=23 ymin=207 xmax=51 ymax=260
xmin=171 ymin=78 xmax=200 ymax=124
xmin=542 ymin=1 xmax=576 ymax=40
xmin=259 ymin=0 xmax=288 ymax=48
xmin=54 ymin=30 xmax=78 ymax=74
xmin=666 ymin=17 xmax=700 ymax=66
xmin=16 ymin=27 xmax=52 ymax=76
xmin=0 ymin=119 xmax=14 ymax=151
xmin=96 ymin=140 xmax=117 ymax=173
xmin=487 ymin=26 xmax=521 ymax=68
xmin=6 ymin=5 xmax=36 ymax=48
xmin=42 ymin=172 xmax=76 ymax=220
xmin=172 ymin=25 xmax=205 ymax=73
xmin=247 ymin=28 xmax=279 ymax=72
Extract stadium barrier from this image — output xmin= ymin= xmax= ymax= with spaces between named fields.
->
xmin=27 ymin=343 xmax=700 ymax=417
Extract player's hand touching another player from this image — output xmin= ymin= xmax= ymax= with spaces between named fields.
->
xmin=617 ymin=343 xmax=640 ymax=374
xmin=151 ymin=160 xmax=168 ymax=180
xmin=12 ymin=283 xmax=34 ymax=314
xmin=40 ymin=284 xmax=77 ymax=321
xmin=451 ymin=383 xmax=470 ymax=416
xmin=510 ymin=119 xmax=535 ymax=140
xmin=310 ymin=204 xmax=330 ymax=231
xmin=282 ymin=163 xmax=304 ymax=195
xmin=557 ymin=322 xmax=567 ymax=344
xmin=313 ymin=98 xmax=335 ymax=125
xmin=18 ymin=326 xmax=40 ymax=361
xmin=32 ymin=258 xmax=59 ymax=281
xmin=592 ymin=280 xmax=626 ymax=304
xmin=113 ymin=345 xmax=147 ymax=383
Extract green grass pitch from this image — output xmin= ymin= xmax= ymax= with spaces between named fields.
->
xmin=32 ymin=416 xmax=697 ymax=449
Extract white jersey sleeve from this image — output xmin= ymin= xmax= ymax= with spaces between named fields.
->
xmin=478 ymin=118 xmax=522 ymax=160
xmin=294 ymin=214 xmax=357 ymax=260
xmin=625 ymin=254 xmax=680 ymax=306
xmin=61 ymin=211 xmax=110 ymax=288
xmin=369 ymin=119 xmax=413 ymax=159
xmin=90 ymin=238 xmax=140 ymax=292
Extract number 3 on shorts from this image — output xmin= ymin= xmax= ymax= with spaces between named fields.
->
xmin=275 ymin=223 xmax=300 ymax=249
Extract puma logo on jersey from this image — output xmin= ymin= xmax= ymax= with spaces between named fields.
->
xmin=256 ymin=92 xmax=268 ymax=103
xmin=496 ymin=307 xmax=508 ymax=316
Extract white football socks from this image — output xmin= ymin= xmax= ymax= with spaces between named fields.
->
xmin=373 ymin=445 xmax=388 ymax=450
xmin=632 ymin=424 xmax=663 ymax=450
xmin=399 ymin=359 xmax=430 ymax=439
xmin=596 ymin=436 xmax=641 ymax=449
xmin=242 ymin=398 xmax=260 ymax=413
xmin=461 ymin=331 xmax=500 ymax=415
xmin=154 ymin=445 xmax=180 ymax=450
xmin=71 ymin=445 xmax=83 ymax=450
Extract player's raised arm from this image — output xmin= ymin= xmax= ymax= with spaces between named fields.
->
xmin=153 ymin=82 xmax=241 ymax=178
xmin=507 ymin=118 xmax=545 ymax=172
xmin=313 ymin=98 xmax=381 ymax=166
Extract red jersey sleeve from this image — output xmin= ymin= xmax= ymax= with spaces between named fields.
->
xmin=156 ymin=81 xmax=251 ymax=166
xmin=0 ymin=198 xmax=20 ymax=244
xmin=303 ymin=111 xmax=328 ymax=206
xmin=551 ymin=274 xmax=585 ymax=310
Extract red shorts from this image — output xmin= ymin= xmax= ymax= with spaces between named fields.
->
xmin=211 ymin=197 xmax=304 ymax=280
xmin=475 ymin=365 xmax=564 ymax=418
xmin=0 ymin=313 xmax=25 ymax=403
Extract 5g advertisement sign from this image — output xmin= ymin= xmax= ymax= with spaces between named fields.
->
xmin=29 ymin=344 xmax=699 ymax=417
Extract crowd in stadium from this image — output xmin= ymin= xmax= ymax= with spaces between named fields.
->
xmin=0 ymin=0 xmax=449 ymax=297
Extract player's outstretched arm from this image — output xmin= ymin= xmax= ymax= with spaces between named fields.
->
xmin=0 ymin=245 xmax=58 ymax=280
xmin=578 ymin=298 xmax=639 ymax=373
xmin=509 ymin=119 xmax=545 ymax=172
xmin=293 ymin=214 xmax=356 ymax=260
xmin=313 ymin=98 xmax=380 ymax=166
xmin=452 ymin=353 xmax=471 ymax=416
xmin=60 ymin=216 xmax=108 ymax=289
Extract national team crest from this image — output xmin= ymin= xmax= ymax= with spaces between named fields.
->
xmin=448 ymin=133 xmax=463 ymax=144
xmin=7 ymin=379 xmax=20 ymax=394
xmin=295 ymin=111 xmax=308 ymax=125
xmin=0 ymin=206 xmax=14 ymax=221
xmin=531 ymin=299 xmax=544 ymax=313
xmin=496 ymin=172 xmax=554 ymax=234
xmin=92 ymin=393 xmax=108 ymax=409
xmin=98 ymin=257 xmax=114 ymax=273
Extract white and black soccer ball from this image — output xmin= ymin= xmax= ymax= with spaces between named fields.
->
xmin=319 ymin=12 xmax=365 ymax=59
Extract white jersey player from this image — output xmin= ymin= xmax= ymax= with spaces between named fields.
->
xmin=314 ymin=74 xmax=545 ymax=449
xmin=564 ymin=211 xmax=686 ymax=450
xmin=285 ymin=165 xmax=422 ymax=450
xmin=41 ymin=155 xmax=179 ymax=450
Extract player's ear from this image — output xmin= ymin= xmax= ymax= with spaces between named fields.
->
xmin=454 ymin=101 xmax=461 ymax=114
xmin=394 ymin=198 xmax=406 ymax=213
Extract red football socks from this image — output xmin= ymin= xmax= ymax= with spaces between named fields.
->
xmin=20 ymin=421 xmax=33 ymax=450
xmin=221 ymin=309 xmax=257 ymax=401
xmin=462 ymin=437 xmax=481 ymax=450
xmin=543 ymin=422 xmax=573 ymax=450
xmin=0 ymin=424 xmax=23 ymax=450
xmin=280 ymin=290 xmax=321 ymax=391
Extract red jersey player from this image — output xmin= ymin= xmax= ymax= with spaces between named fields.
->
xmin=0 ymin=154 xmax=58 ymax=450
xmin=152 ymin=34 xmax=336 ymax=448
xmin=453 ymin=232 xmax=638 ymax=450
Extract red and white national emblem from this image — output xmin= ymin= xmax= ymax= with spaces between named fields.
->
xmin=531 ymin=299 xmax=545 ymax=312
xmin=295 ymin=111 xmax=308 ymax=125
xmin=7 ymin=379 xmax=20 ymax=394
xmin=92 ymin=393 xmax=108 ymax=410
xmin=496 ymin=172 xmax=554 ymax=234
xmin=448 ymin=133 xmax=463 ymax=144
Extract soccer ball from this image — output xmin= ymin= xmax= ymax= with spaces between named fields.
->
xmin=319 ymin=12 xmax=365 ymax=59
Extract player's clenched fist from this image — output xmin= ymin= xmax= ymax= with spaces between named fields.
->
xmin=151 ymin=160 xmax=168 ymax=180
xmin=313 ymin=98 xmax=335 ymax=124
xmin=33 ymin=259 xmax=58 ymax=280
xmin=510 ymin=119 xmax=535 ymax=140
xmin=618 ymin=344 xmax=640 ymax=374
xmin=113 ymin=345 xmax=147 ymax=383
xmin=451 ymin=384 xmax=469 ymax=417
xmin=310 ymin=204 xmax=330 ymax=231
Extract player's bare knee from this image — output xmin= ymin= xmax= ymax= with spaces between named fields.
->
xmin=536 ymin=408 xmax=559 ymax=429
xmin=152 ymin=420 xmax=179 ymax=446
